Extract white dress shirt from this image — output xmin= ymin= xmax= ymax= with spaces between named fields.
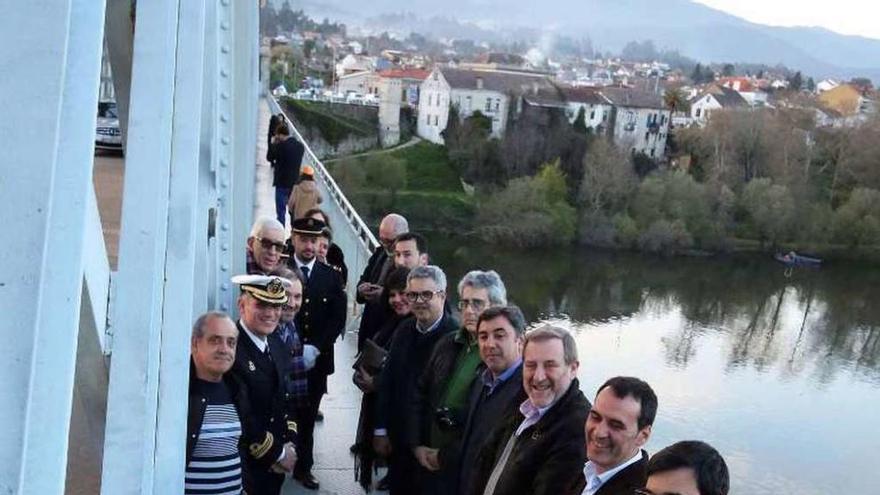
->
xmin=581 ymin=449 xmax=644 ymax=495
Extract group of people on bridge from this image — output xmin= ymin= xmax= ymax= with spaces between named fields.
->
xmin=185 ymin=204 xmax=731 ymax=495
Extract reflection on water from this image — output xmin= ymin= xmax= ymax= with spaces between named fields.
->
xmin=429 ymin=237 xmax=880 ymax=494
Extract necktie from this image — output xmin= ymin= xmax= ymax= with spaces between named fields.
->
xmin=301 ymin=265 xmax=310 ymax=282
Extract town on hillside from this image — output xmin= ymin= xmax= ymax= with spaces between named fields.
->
xmin=262 ymin=3 xmax=878 ymax=163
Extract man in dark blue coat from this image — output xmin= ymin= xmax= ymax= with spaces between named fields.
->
xmin=228 ymin=275 xmax=301 ymax=495
xmin=287 ymin=217 xmax=347 ymax=490
xmin=266 ymin=122 xmax=305 ymax=225
xmin=373 ymin=265 xmax=459 ymax=494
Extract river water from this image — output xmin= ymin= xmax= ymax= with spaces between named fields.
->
xmin=427 ymin=238 xmax=880 ymax=495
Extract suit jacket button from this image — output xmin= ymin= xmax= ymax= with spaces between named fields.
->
xmin=270 ymin=417 xmax=274 ymax=423
xmin=191 ymin=434 xmax=196 ymax=438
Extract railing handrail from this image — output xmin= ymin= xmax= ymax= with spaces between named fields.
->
xmin=267 ymin=94 xmax=380 ymax=253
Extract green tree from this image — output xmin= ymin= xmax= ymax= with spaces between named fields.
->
xmin=833 ymin=188 xmax=880 ymax=247
xmin=722 ymin=63 xmax=736 ymax=77
xmin=788 ymin=71 xmax=803 ymax=91
xmin=476 ymin=161 xmax=577 ymax=247
xmin=740 ymin=178 xmax=795 ymax=247
xmin=663 ymin=88 xmax=689 ymax=113
xmin=364 ymin=155 xmax=407 ymax=201
xmin=572 ymin=107 xmax=588 ymax=133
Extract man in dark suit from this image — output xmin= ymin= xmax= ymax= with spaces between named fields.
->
xmin=469 ymin=325 xmax=590 ymax=495
xmin=572 ymin=376 xmax=658 ymax=495
xmin=229 ymin=275 xmax=300 ymax=495
xmin=373 ymin=265 xmax=458 ymax=495
xmin=453 ymin=306 xmax=528 ymax=495
xmin=356 ymin=213 xmax=408 ymax=351
xmin=287 ymin=217 xmax=347 ymax=490
xmin=266 ymin=122 xmax=305 ymax=226
xmin=642 ymin=441 xmax=729 ymax=495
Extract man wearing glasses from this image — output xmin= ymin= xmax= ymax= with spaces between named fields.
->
xmin=373 ymin=265 xmax=459 ymax=494
xmin=246 ymin=217 xmax=287 ymax=275
xmin=410 ymin=270 xmax=508 ymax=494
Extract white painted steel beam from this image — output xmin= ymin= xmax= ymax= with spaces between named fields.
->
xmin=230 ymin=0 xmax=259 ymax=307
xmin=0 ymin=0 xmax=107 ymax=492
xmin=151 ymin=0 xmax=208 ymax=491
xmin=104 ymin=0 xmax=134 ymax=149
xmin=101 ymin=0 xmax=182 ymax=492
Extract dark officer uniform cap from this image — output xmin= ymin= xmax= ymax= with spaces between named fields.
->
xmin=292 ymin=217 xmax=326 ymax=236
xmin=231 ymin=274 xmax=291 ymax=304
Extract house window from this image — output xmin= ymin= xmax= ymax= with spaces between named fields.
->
xmin=465 ymin=96 xmax=472 ymax=112
xmin=646 ymin=115 xmax=652 ymax=126
xmin=645 ymin=132 xmax=650 ymax=141
xmin=428 ymin=94 xmax=433 ymax=106
xmin=495 ymin=98 xmax=501 ymax=111
xmin=485 ymin=98 xmax=492 ymax=112
xmin=650 ymin=148 xmax=655 ymax=157
xmin=661 ymin=114 xmax=667 ymax=125
xmin=433 ymin=115 xmax=438 ymax=126
xmin=695 ymin=108 xmax=702 ymax=118
xmin=438 ymin=95 xmax=442 ymax=107
xmin=590 ymin=110 xmax=596 ymax=120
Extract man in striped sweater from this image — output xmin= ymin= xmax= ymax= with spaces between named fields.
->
xmin=187 ymin=312 xmax=248 ymax=495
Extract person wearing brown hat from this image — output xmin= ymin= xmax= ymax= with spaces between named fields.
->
xmin=228 ymin=275 xmax=300 ymax=495
xmin=286 ymin=217 xmax=347 ymax=490
xmin=287 ymin=165 xmax=323 ymax=222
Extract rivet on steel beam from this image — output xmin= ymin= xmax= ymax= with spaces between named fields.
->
xmin=221 ymin=21 xmax=229 ymax=31
xmin=221 ymin=137 xmax=229 ymax=145
xmin=221 ymin=223 xmax=230 ymax=231
xmin=221 ymin=179 xmax=228 ymax=188
xmin=221 ymin=0 xmax=229 ymax=5
xmin=220 ymin=303 xmax=228 ymax=310
xmin=221 ymin=283 xmax=229 ymax=290
xmin=221 ymin=92 xmax=229 ymax=99
xmin=221 ymin=264 xmax=229 ymax=272
xmin=220 ymin=114 xmax=228 ymax=122
xmin=221 ymin=46 xmax=230 ymax=53
xmin=222 ymin=243 xmax=229 ymax=251
xmin=221 ymin=69 xmax=228 ymax=77
xmin=220 ymin=159 xmax=228 ymax=167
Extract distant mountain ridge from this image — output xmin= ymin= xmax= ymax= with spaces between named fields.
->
xmin=275 ymin=0 xmax=880 ymax=81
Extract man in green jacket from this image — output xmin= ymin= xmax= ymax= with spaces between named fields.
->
xmin=410 ymin=270 xmax=509 ymax=494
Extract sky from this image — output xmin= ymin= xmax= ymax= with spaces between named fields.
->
xmin=694 ymin=0 xmax=880 ymax=40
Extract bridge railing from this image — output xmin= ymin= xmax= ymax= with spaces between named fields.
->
xmin=268 ymin=94 xmax=379 ymax=257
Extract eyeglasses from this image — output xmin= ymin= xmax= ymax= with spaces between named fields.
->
xmin=282 ymin=304 xmax=297 ymax=311
xmin=256 ymin=236 xmax=286 ymax=252
xmin=457 ymin=299 xmax=488 ymax=311
xmin=405 ymin=290 xmax=444 ymax=303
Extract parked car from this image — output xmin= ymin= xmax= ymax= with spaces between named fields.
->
xmin=95 ymin=101 xmax=123 ymax=153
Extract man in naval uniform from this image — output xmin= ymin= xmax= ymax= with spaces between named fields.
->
xmin=287 ymin=216 xmax=347 ymax=490
xmin=229 ymin=274 xmax=300 ymax=494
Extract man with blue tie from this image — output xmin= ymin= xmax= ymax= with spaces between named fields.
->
xmin=287 ymin=217 xmax=347 ymax=490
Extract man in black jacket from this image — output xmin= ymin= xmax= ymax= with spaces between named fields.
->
xmin=288 ymin=217 xmax=347 ymax=490
xmin=187 ymin=311 xmax=259 ymax=495
xmin=455 ymin=306 xmax=528 ymax=495
xmin=228 ymin=275 xmax=301 ymax=494
xmin=470 ymin=325 xmax=591 ymax=495
xmin=356 ymin=213 xmax=408 ymax=351
xmin=410 ymin=271 xmax=509 ymax=494
xmin=266 ymin=122 xmax=305 ymax=226
xmin=373 ymin=265 xmax=458 ymax=494
xmin=571 ymin=376 xmax=657 ymax=495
